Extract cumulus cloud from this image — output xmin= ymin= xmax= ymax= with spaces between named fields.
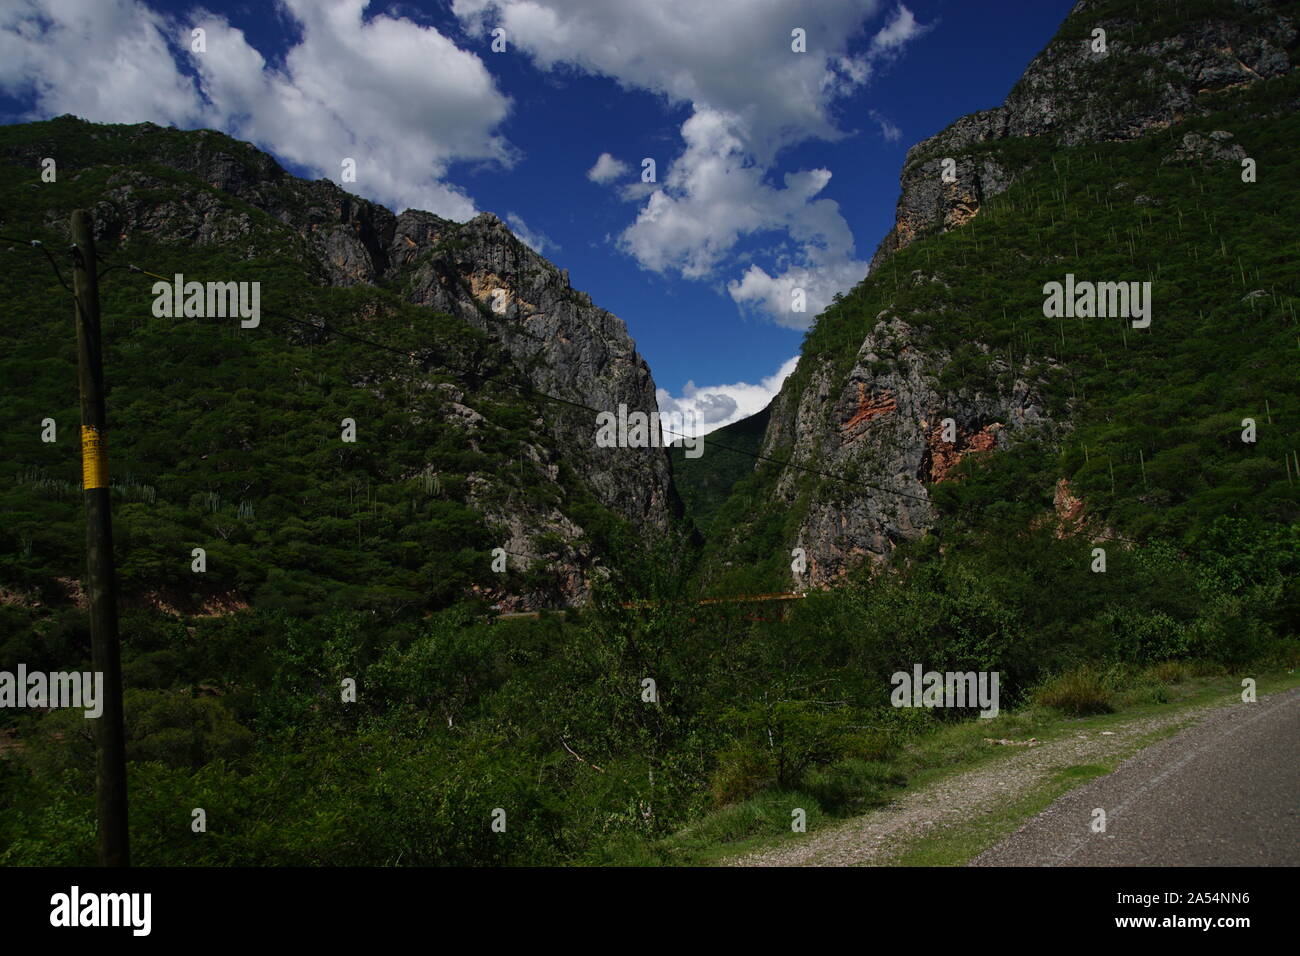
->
xmin=453 ymin=0 xmax=930 ymax=326
xmin=587 ymin=151 xmax=629 ymax=184
xmin=454 ymin=0 xmax=882 ymax=159
xmin=0 ymin=0 xmax=513 ymax=220
xmin=506 ymin=211 xmax=558 ymax=255
xmin=728 ymin=257 xmax=866 ymax=329
xmin=869 ymin=4 xmax=932 ymax=59
xmin=657 ymin=356 xmax=799 ymax=438
xmin=0 ymin=0 xmax=205 ymax=126
xmin=618 ymin=180 xmax=657 ymax=202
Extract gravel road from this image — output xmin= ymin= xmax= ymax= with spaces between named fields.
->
xmin=729 ymin=685 xmax=1296 ymax=867
xmin=973 ymin=685 xmax=1298 ymax=866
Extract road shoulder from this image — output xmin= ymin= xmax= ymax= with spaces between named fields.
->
xmin=727 ymin=674 xmax=1297 ymax=867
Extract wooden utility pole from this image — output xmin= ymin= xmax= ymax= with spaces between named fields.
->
xmin=71 ymin=209 xmax=129 ymax=867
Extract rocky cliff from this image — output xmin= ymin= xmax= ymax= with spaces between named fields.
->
xmin=716 ymin=0 xmax=1299 ymax=591
xmin=2 ymin=117 xmax=673 ymax=608
xmin=870 ymin=0 xmax=1297 ymax=272
xmin=760 ymin=310 xmax=1058 ymax=589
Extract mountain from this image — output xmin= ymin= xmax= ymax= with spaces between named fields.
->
xmin=669 ymin=402 xmax=770 ymax=534
xmin=0 ymin=116 xmax=676 ymax=613
xmin=699 ymin=0 xmax=1300 ymax=593
xmin=870 ymin=0 xmax=1297 ymax=272
xmin=2 ymin=0 xmax=1296 ymax=871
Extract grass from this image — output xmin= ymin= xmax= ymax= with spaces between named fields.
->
xmin=1034 ymin=666 xmax=1115 ymax=715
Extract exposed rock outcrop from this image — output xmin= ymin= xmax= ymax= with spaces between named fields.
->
xmin=1161 ymin=129 xmax=1249 ymax=164
xmin=870 ymin=0 xmax=1296 ymax=271
xmin=749 ymin=0 xmax=1298 ymax=589
xmin=6 ymin=117 xmax=674 ymax=607
xmin=763 ymin=318 xmax=1052 ymax=588
xmin=1052 ymin=476 xmax=1087 ymax=537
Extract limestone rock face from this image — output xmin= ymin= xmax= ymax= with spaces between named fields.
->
xmin=11 ymin=117 xmax=672 ymax=607
xmin=377 ymin=210 xmax=674 ymax=533
xmin=1162 ymin=129 xmax=1249 ymax=165
xmin=870 ymin=0 xmax=1296 ymax=271
xmin=764 ymin=318 xmax=1052 ymax=588
xmin=751 ymin=0 xmax=1297 ymax=588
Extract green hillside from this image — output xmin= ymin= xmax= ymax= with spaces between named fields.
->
xmin=0 ymin=117 xmax=627 ymax=624
xmin=1 ymin=6 xmax=1298 ymax=868
xmin=669 ymin=402 xmax=770 ymax=533
xmin=702 ymin=69 xmax=1300 ymax=596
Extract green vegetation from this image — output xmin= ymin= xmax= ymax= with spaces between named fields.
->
xmin=0 ymin=119 xmax=623 ymax=618
xmin=1 ymin=517 xmax=1293 ymax=864
xmin=713 ymin=69 xmax=1300 ymax=586
xmin=669 ymin=403 xmax=769 ymax=533
xmin=2 ymin=16 xmax=1298 ymax=865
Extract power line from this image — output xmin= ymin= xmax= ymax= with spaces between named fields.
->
xmin=109 ymin=251 xmax=929 ymax=502
xmin=15 ymin=240 xmax=1152 ymax=512
xmin=21 ymin=241 xmax=935 ymax=504
xmin=178 ymin=266 xmax=930 ymax=502
xmin=266 ymin=304 xmax=435 ymax=361
xmin=1 ymin=235 xmax=73 ymax=292
xmin=7 ymin=235 xmax=1166 ymax=553
xmin=256 ymin=300 xmax=936 ymax=504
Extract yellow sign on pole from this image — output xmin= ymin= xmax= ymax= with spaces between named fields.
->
xmin=81 ymin=425 xmax=108 ymax=490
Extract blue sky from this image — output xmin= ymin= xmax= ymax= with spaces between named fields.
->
xmin=0 ymin=0 xmax=1075 ymax=433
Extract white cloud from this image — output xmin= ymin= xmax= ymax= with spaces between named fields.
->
xmin=0 ymin=0 xmax=514 ymax=221
xmin=505 ymin=211 xmax=558 ymax=255
xmin=618 ymin=181 xmax=657 ymax=202
xmin=728 ymin=257 xmax=866 ymax=330
xmin=869 ymin=4 xmax=931 ymax=59
xmin=657 ymin=355 xmax=799 ymax=438
xmin=0 ymin=0 xmax=205 ymax=126
xmin=454 ymin=0 xmax=882 ymax=160
xmin=619 ymin=103 xmax=871 ymax=327
xmin=869 ymin=108 xmax=902 ymax=142
xmin=619 ymin=107 xmax=867 ymax=328
xmin=454 ymin=0 xmax=930 ymax=326
xmin=587 ymin=151 xmax=629 ymax=184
